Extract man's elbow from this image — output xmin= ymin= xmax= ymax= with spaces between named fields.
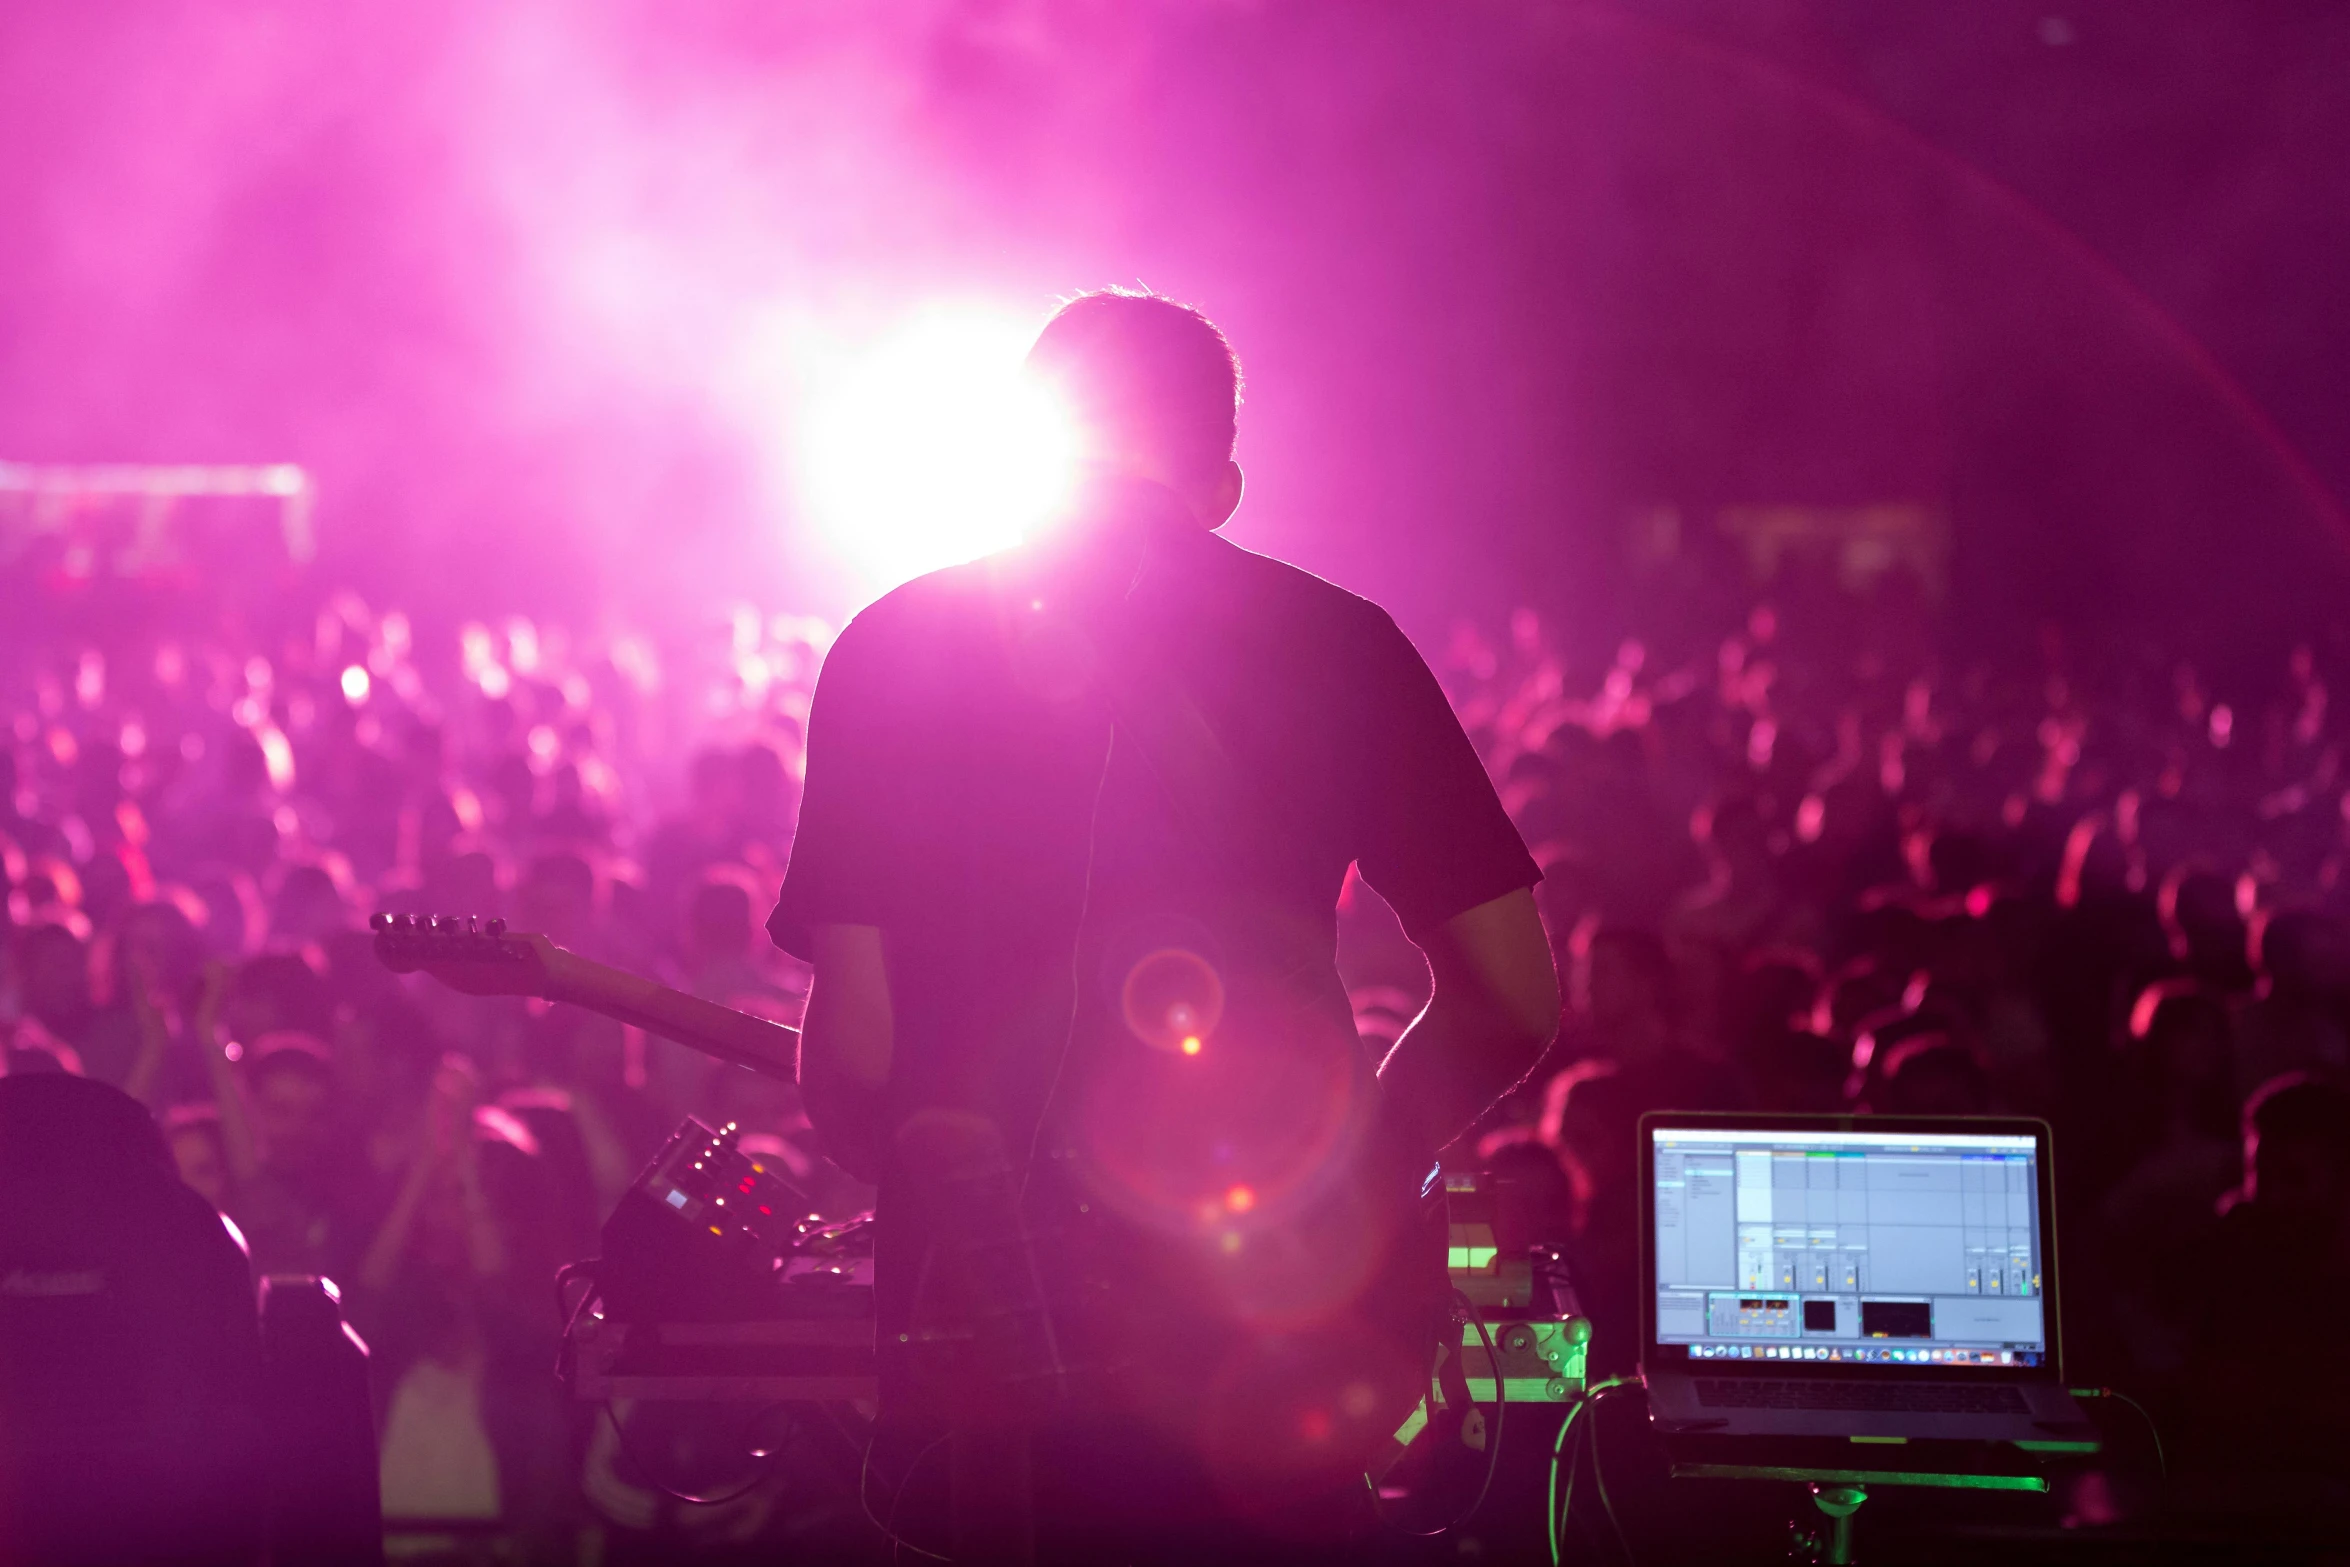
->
xmin=1437 ymin=971 xmax=1559 ymax=1069
xmin=1425 ymin=887 xmax=1561 ymax=1062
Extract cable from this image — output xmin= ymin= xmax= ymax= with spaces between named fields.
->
xmin=554 ymin=1259 xmax=597 ymax=1324
xmin=2070 ymin=1385 xmax=2167 ymax=1479
xmin=1549 ymin=1377 xmax=1639 ymax=1566
xmin=1367 ymin=1292 xmax=1511 ymax=1538
xmin=860 ymin=1437 xmax=949 ymax=1559
xmin=1548 ymin=1391 xmax=1589 ymax=1567
xmin=1586 ymin=1379 xmax=1643 ymax=1564
xmin=857 ymin=1431 xmax=950 ymax=1563
xmin=553 ymin=1260 xmax=600 ymax=1390
xmin=1453 ymin=1299 xmax=1509 ymax=1526
xmin=1018 ymin=721 xmax=1118 ymax=1211
xmin=601 ymin=1401 xmax=778 ymax=1508
xmin=1018 ymin=524 xmax=1153 ymax=1211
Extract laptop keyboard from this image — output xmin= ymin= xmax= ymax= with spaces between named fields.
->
xmin=1695 ymin=1378 xmax=2029 ymax=1415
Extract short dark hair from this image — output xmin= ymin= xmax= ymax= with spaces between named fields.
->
xmin=1026 ymin=288 xmax=1241 ymax=483
xmin=247 ymin=1031 xmax=335 ymax=1089
xmin=2246 ymin=1071 xmax=2350 ymax=1153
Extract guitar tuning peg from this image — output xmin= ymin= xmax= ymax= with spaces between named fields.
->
xmin=486 ymin=918 xmax=507 ymax=937
xmin=369 ymin=912 xmax=390 ymax=931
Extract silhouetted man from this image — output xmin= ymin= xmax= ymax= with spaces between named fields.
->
xmin=770 ymin=289 xmax=1556 ymax=1559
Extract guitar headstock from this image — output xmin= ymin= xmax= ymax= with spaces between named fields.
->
xmin=370 ymin=912 xmax=553 ymax=999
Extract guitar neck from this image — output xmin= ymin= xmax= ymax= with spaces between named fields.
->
xmin=547 ymin=954 xmax=801 ymax=1084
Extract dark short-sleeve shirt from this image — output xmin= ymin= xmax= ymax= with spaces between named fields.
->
xmin=770 ymin=490 xmax=1538 ymax=1149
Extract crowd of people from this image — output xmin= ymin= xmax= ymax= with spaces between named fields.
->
xmin=6 ymin=558 xmax=2350 ymax=1549
xmin=0 ymin=593 xmax=843 ymax=1556
xmin=1414 ymin=574 xmax=2350 ymax=1521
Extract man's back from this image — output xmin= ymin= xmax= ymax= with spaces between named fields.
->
xmin=770 ymin=483 xmax=1533 ymax=1160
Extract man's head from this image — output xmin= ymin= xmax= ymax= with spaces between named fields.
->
xmin=686 ymin=866 xmax=761 ymax=965
xmin=1537 ymin=1059 xmax=1642 ymax=1225
xmin=1576 ymin=927 xmax=1677 ymax=1049
xmin=2243 ymin=1072 xmax=2350 ymax=1220
xmin=1026 ymin=288 xmax=1244 ymax=528
xmin=248 ymin=1032 xmax=339 ymax=1178
xmin=12 ymin=922 xmax=94 ymax=1038
xmin=222 ymin=950 xmax=333 ymax=1043
xmin=162 ymin=1104 xmax=230 ymax=1210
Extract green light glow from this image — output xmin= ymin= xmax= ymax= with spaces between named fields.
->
xmin=1670 ymin=1464 xmax=2046 ymax=1493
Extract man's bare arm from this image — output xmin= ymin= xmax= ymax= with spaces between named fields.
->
xmin=800 ymin=923 xmax=894 ymax=1181
xmin=1376 ymin=887 xmax=1559 ymax=1165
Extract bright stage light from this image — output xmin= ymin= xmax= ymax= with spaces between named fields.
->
xmin=798 ymin=311 xmax=1077 ymax=588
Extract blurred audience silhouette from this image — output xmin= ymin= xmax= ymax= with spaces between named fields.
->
xmin=8 ymin=564 xmax=2350 ymax=1546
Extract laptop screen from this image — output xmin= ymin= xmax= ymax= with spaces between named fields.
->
xmin=1648 ymin=1124 xmax=2048 ymax=1369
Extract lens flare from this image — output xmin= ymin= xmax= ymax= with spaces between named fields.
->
xmin=1121 ymin=948 xmax=1226 ymax=1054
xmin=798 ymin=311 xmax=1077 ymax=588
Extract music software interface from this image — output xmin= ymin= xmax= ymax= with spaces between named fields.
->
xmin=1651 ymin=1128 xmax=2047 ymax=1368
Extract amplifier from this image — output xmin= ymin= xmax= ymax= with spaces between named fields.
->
xmin=571 ymin=1117 xmax=877 ymax=1406
xmin=596 ymin=1118 xmax=807 ymax=1322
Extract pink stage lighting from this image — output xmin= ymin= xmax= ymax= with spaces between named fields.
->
xmin=797 ymin=311 xmax=1077 ymax=589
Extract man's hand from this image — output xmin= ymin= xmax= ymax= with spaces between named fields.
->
xmin=1376 ymin=887 xmax=1558 ymax=1166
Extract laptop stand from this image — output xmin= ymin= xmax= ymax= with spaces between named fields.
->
xmin=1668 ymin=1461 xmax=2046 ymax=1565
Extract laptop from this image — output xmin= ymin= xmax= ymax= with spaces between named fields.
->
xmin=1639 ymin=1112 xmax=2095 ymax=1445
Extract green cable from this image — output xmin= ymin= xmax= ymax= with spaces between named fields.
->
xmin=1550 ymin=1400 xmax=1588 ymax=1567
xmin=1588 ymin=1381 xmax=1639 ymax=1563
xmin=1549 ymin=1377 xmax=1638 ymax=1566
